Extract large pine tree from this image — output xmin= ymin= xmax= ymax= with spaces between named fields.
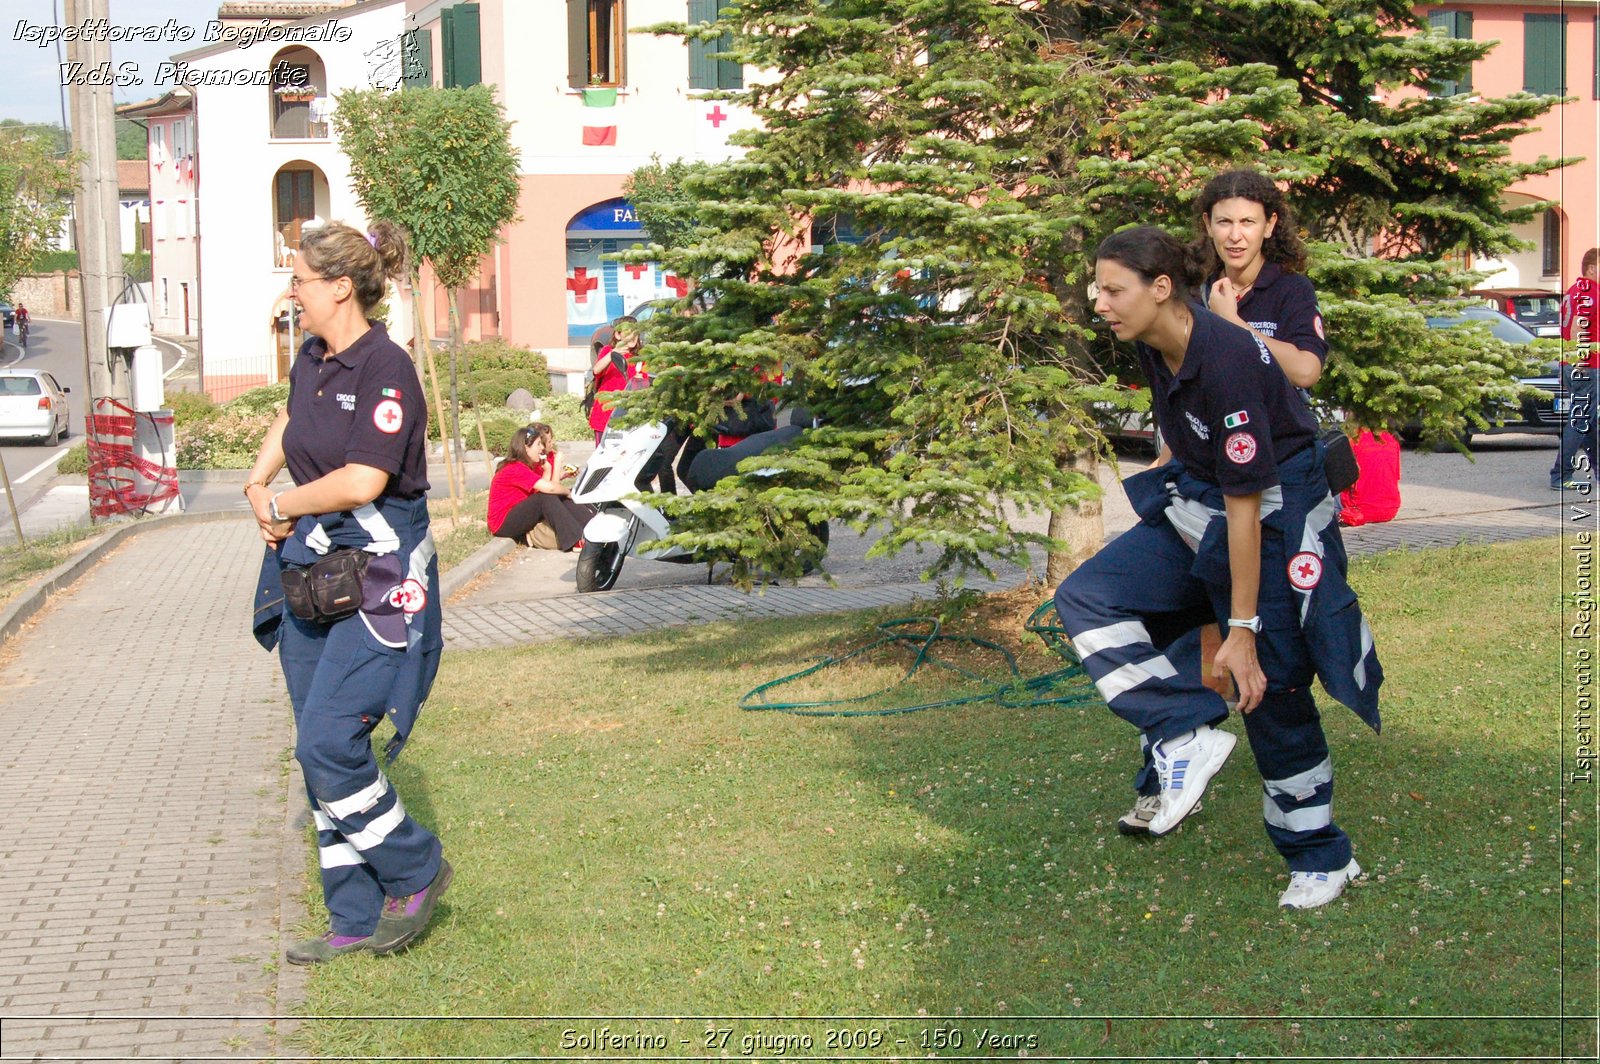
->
xmin=627 ymin=0 xmax=1561 ymax=586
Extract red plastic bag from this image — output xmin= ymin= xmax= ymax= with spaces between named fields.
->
xmin=1338 ymin=430 xmax=1401 ymax=525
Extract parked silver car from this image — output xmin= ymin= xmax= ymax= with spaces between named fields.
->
xmin=0 ymin=369 xmax=71 ymax=445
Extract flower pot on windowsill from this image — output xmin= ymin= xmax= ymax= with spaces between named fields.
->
xmin=276 ymin=92 xmax=316 ymax=103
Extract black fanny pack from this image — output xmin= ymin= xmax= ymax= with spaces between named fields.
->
xmin=280 ymin=548 xmax=369 ymax=624
xmin=1321 ymin=429 xmax=1360 ymax=496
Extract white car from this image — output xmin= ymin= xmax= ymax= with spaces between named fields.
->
xmin=0 ymin=369 xmax=71 ymax=445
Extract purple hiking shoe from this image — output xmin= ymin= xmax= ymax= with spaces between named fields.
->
xmin=370 ymin=858 xmax=454 ymax=954
xmin=286 ymin=931 xmax=372 ymax=965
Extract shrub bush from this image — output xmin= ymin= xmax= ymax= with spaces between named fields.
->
xmin=168 ymin=382 xmax=285 ymax=469
xmin=438 ymin=339 xmax=550 ymax=407
xmin=166 ymin=390 xmax=218 ymax=428
xmin=224 ymin=381 xmax=290 ymax=418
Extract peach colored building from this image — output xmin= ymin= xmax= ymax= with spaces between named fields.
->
xmin=399 ymin=0 xmax=759 ymax=385
xmin=1418 ymin=0 xmax=1599 ymax=290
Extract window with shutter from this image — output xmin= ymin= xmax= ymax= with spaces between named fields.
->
xmin=441 ymin=5 xmax=482 ymax=88
xmin=1525 ymin=14 xmax=1566 ymax=95
xmin=567 ymin=1 xmax=625 ymax=87
xmin=688 ymin=0 xmax=717 ymax=90
xmin=402 ymin=27 xmax=433 ymax=89
xmin=1543 ymin=210 xmax=1562 ymax=277
xmin=687 ymin=0 xmax=741 ymax=90
xmin=1427 ymin=10 xmax=1472 ymax=96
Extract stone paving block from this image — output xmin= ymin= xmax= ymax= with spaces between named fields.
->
xmin=0 ymin=521 xmax=299 ymax=1062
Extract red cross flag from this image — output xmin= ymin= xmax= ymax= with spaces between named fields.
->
xmin=565 ymin=264 xmax=608 ymax=327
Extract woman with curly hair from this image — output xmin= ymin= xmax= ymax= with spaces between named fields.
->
xmin=1194 ymin=169 xmax=1328 ymax=390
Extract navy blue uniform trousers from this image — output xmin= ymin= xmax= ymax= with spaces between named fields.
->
xmin=1054 ymin=516 xmax=1351 ymax=872
xmin=280 ymin=612 xmax=443 ymax=937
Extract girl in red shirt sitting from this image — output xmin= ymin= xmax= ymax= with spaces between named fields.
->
xmin=487 ymin=424 xmax=592 ymax=551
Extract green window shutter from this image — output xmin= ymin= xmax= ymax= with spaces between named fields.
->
xmin=1525 ymin=14 xmax=1567 ymax=95
xmin=1428 ymin=11 xmax=1458 ymax=96
xmin=716 ymin=29 xmax=742 ymax=89
xmin=402 ymin=27 xmax=432 ymax=89
xmin=441 ymin=5 xmax=481 ymax=88
xmin=567 ymin=0 xmax=589 ymax=87
xmin=688 ymin=0 xmax=717 ymax=90
xmin=453 ymin=4 xmax=481 ymax=88
xmin=441 ymin=6 xmax=456 ymax=87
xmin=1428 ymin=11 xmax=1472 ymax=96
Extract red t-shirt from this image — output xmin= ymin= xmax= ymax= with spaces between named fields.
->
xmin=1562 ymin=277 xmax=1598 ymax=367
xmin=588 ymin=346 xmax=648 ymax=434
xmin=486 ymin=455 xmax=555 ymax=534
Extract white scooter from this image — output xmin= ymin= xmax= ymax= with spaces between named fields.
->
xmin=569 ymin=421 xmax=695 ymax=593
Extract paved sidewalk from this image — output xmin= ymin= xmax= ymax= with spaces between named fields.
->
xmin=0 ymin=520 xmax=304 ymax=1061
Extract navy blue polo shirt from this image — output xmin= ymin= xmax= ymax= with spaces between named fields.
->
xmin=1209 ymin=261 xmax=1328 ymax=363
xmin=1139 ymin=305 xmax=1318 ymax=495
xmin=283 ymin=323 xmax=430 ymax=499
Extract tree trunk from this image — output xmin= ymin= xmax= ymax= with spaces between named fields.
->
xmin=447 ymin=290 xmax=464 ymax=491
xmin=412 ymin=274 xmax=460 ymax=527
xmin=1044 ymin=448 xmax=1105 ymax=587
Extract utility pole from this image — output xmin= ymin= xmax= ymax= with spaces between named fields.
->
xmin=64 ymin=0 xmax=126 ymax=408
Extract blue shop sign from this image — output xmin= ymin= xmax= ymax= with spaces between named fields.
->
xmin=567 ymin=199 xmax=644 ymax=236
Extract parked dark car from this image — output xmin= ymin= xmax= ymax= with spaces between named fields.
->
xmin=0 ymin=301 xmax=14 ymax=329
xmin=1473 ymin=287 xmax=1562 ymax=338
xmin=1422 ymin=304 xmax=1562 ymax=443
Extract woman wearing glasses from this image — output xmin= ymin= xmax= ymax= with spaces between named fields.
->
xmin=243 ymin=220 xmax=451 ymax=965
xmin=487 ymin=422 xmax=592 ymax=551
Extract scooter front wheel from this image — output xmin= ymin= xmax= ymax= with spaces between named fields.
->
xmin=576 ymin=539 xmax=625 ymax=593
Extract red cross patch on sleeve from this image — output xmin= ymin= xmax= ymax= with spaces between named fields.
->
xmin=373 ymin=399 xmax=404 ymax=434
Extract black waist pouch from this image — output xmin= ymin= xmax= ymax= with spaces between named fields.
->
xmin=1321 ymin=429 xmax=1360 ymax=496
xmin=280 ymin=548 xmax=370 ymax=624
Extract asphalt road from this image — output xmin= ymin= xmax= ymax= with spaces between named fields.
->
xmin=0 ymin=318 xmax=83 ymax=519
xmin=0 ymin=318 xmax=188 ymax=536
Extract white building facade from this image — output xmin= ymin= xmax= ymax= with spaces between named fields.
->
xmin=176 ymin=0 xmax=409 ymax=399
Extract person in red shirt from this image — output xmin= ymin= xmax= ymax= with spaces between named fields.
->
xmin=1551 ymin=247 xmax=1599 ymax=490
xmin=487 ymin=424 xmax=591 ymax=551
xmin=587 ymin=324 xmax=647 ymax=442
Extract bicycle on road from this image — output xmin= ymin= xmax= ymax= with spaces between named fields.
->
xmin=16 ymin=319 xmax=28 ymax=348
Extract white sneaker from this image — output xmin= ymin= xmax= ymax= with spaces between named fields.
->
xmin=1146 ymin=725 xmax=1237 ymax=836
xmin=1279 ymin=859 xmax=1363 ymax=910
xmin=1118 ymin=793 xmax=1202 ymax=836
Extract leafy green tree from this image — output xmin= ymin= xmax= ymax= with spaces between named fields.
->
xmin=333 ymin=84 xmax=522 ymax=481
xmin=623 ymin=155 xmax=713 ymax=253
xmin=0 ymin=125 xmax=77 ymax=299
xmin=629 ymin=0 xmax=1558 ymax=587
xmin=115 ymin=118 xmax=147 ymax=161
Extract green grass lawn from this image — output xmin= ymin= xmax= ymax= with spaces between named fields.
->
xmin=291 ymin=537 xmax=1594 ymax=1059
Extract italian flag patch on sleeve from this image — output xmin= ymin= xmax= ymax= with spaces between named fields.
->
xmin=381 ymin=387 xmax=401 ymax=399
xmin=1224 ymin=411 xmax=1249 ymax=429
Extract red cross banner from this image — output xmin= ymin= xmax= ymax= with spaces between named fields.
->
xmin=615 ymin=258 xmax=656 ymax=313
xmin=565 ymin=257 xmax=608 ymax=327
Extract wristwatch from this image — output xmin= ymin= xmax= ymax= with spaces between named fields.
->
xmin=1227 ymin=616 xmax=1262 ymax=633
xmin=269 ymin=493 xmax=287 ymax=523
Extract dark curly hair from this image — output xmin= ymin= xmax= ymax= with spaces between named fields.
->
xmin=1193 ymin=169 xmax=1308 ymax=275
